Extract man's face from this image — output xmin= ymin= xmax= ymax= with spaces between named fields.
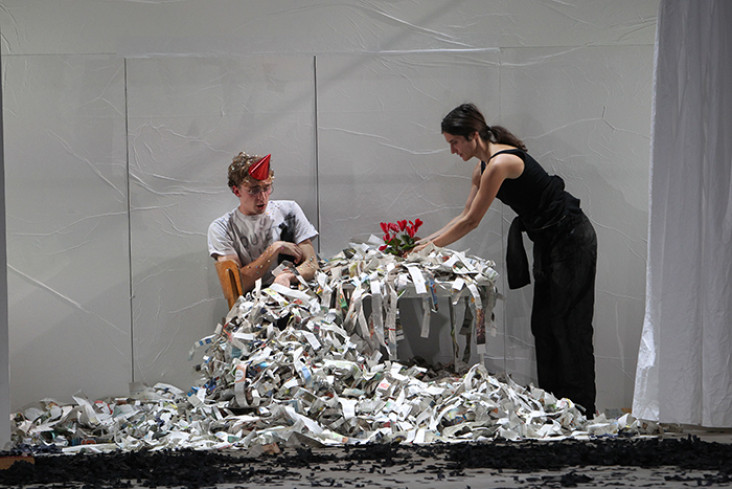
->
xmin=233 ymin=179 xmax=273 ymax=215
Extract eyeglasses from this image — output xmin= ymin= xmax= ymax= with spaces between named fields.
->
xmin=244 ymin=184 xmax=273 ymax=196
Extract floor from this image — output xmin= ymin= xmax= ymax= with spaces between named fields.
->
xmin=2 ymin=426 xmax=732 ymax=488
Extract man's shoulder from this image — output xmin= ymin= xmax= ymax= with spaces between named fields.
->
xmin=269 ymin=199 xmax=300 ymax=207
xmin=209 ymin=208 xmax=238 ymax=227
xmin=267 ymin=200 xmax=304 ymax=214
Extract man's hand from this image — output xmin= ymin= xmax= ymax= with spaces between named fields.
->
xmin=273 ymin=241 xmax=304 ymax=264
xmin=273 ymin=271 xmax=297 ymax=287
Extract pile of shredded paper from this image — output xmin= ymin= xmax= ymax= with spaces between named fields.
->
xmin=10 ymin=243 xmax=658 ymax=453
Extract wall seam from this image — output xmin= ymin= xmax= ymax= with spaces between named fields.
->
xmin=124 ymin=58 xmax=135 ymax=384
xmin=314 ymin=55 xmax=321 ymax=254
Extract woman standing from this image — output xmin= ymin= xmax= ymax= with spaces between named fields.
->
xmin=415 ymin=103 xmax=598 ymax=417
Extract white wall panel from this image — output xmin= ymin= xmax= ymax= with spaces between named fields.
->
xmin=1 ymin=0 xmax=659 ymax=415
xmin=4 ymin=55 xmax=131 ymax=408
xmin=0 ymin=1 xmax=658 ymax=56
xmin=126 ymin=56 xmax=317 ymax=391
xmin=500 ymin=46 xmax=653 ymax=410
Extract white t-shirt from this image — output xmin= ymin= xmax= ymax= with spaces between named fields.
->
xmin=208 ymin=201 xmax=318 ymax=279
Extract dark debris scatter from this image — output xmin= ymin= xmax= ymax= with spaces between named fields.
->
xmin=1 ymin=436 xmax=732 ymax=489
xmin=0 ymin=449 xmax=291 ymax=489
xmin=439 ymin=436 xmax=732 ymax=472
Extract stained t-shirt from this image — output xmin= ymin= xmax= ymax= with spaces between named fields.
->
xmin=207 ymin=200 xmax=318 ymax=284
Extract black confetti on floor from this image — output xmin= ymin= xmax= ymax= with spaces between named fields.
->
xmin=1 ymin=436 xmax=732 ymax=489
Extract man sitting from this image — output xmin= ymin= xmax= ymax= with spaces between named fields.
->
xmin=208 ymin=152 xmax=319 ymax=293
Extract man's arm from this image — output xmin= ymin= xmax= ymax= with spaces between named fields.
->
xmin=217 ymin=240 xmax=304 ymax=293
xmin=273 ymin=238 xmax=319 ymax=287
xmin=296 ymin=239 xmax=319 ymax=281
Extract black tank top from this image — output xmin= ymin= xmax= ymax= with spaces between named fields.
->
xmin=481 ymin=149 xmax=580 ymax=232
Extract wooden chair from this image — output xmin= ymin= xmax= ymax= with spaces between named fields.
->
xmin=215 ymin=259 xmax=243 ymax=310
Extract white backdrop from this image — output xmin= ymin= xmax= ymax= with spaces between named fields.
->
xmin=633 ymin=0 xmax=732 ymax=427
xmin=1 ymin=1 xmax=658 ymax=414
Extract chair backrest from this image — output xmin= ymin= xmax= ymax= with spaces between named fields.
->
xmin=215 ymin=259 xmax=243 ymax=310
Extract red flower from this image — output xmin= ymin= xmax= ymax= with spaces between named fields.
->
xmin=378 ymin=217 xmax=425 ymax=256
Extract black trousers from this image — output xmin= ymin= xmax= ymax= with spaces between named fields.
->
xmin=531 ymin=212 xmax=597 ymax=415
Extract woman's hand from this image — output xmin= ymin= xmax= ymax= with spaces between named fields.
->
xmin=409 ymin=242 xmax=431 ymax=255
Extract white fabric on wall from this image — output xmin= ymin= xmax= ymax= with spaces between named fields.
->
xmin=0 ymin=2 xmax=658 ymax=411
xmin=633 ymin=0 xmax=732 ymax=427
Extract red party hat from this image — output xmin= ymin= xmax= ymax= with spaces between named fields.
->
xmin=248 ymin=154 xmax=271 ymax=181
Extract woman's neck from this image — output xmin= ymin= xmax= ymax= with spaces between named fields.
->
xmin=478 ymin=141 xmax=499 ymax=162
xmin=485 ymin=142 xmax=518 ymax=161
xmin=473 ymin=139 xmax=491 ymax=162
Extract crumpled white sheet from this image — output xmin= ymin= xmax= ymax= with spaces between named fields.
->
xmin=9 ymin=244 xmax=659 ymax=452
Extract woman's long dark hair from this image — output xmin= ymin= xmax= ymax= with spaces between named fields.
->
xmin=441 ymin=103 xmax=527 ymax=152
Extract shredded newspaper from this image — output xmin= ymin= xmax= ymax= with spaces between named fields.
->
xmin=9 ymin=244 xmax=658 ymax=452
